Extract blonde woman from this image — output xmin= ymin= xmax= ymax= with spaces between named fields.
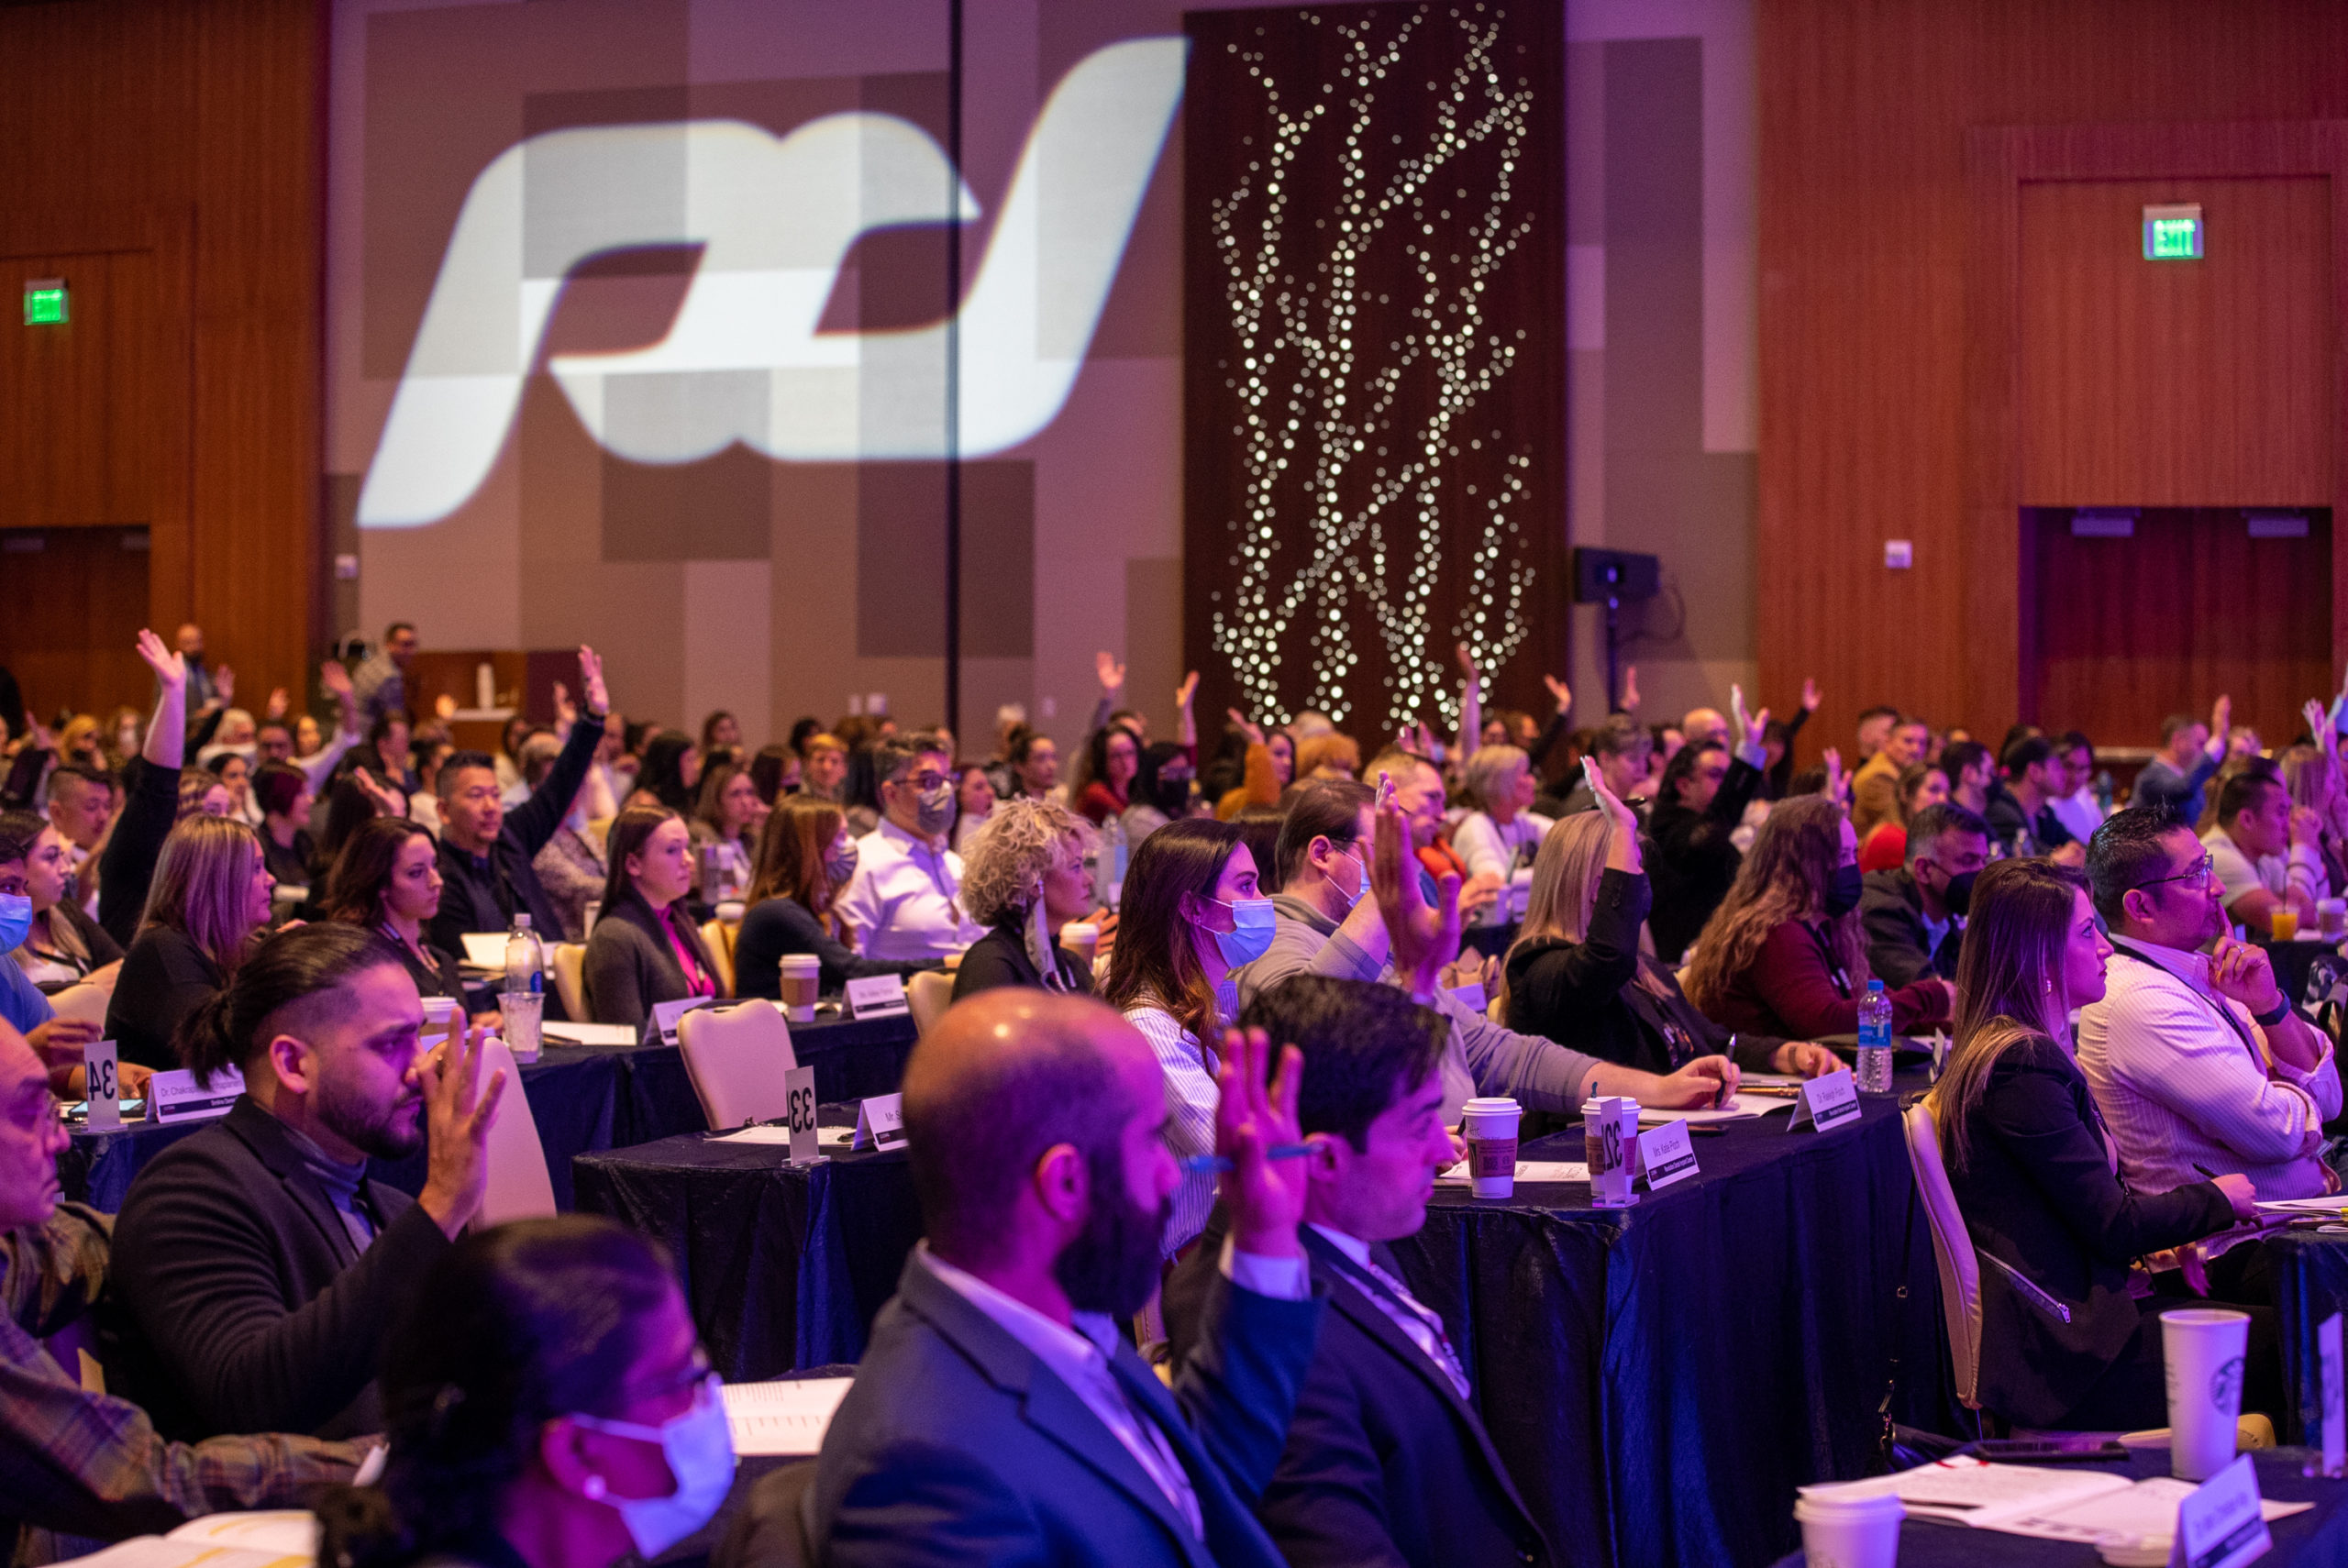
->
xmin=953 ymin=798 xmax=1099 ymax=999
xmin=2281 ymin=740 xmax=2348 ymax=900
xmin=1499 ymin=781 xmax=1837 ymax=1077
xmin=104 ymin=814 xmax=275 ymax=1067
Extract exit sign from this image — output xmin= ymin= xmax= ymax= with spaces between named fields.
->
xmin=2143 ymin=204 xmax=2203 ymax=260
xmin=22 ymin=279 xmax=66 ymax=325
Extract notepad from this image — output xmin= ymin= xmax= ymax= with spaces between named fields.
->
xmin=1636 ymin=1094 xmax=1794 ymax=1125
xmin=540 ymin=1021 xmax=639 ymax=1047
xmin=723 ymin=1376 xmax=855 ymax=1455
xmin=1435 ymin=1160 xmax=1589 ymax=1186
xmin=1802 ymin=1458 xmax=2311 ymax=1537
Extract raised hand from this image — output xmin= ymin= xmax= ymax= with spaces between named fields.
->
xmin=1543 ymin=674 xmax=1572 ymax=714
xmin=135 ymin=629 xmax=186 ymax=690
xmin=352 ymin=767 xmax=406 ymax=816
xmin=213 ymin=665 xmax=235 ymax=703
xmin=1227 ymin=707 xmax=1265 ymax=746
xmin=1372 ymin=800 xmax=1460 ymax=996
xmin=1582 ymin=758 xmax=1644 ymax=874
xmin=1621 ymin=664 xmax=1642 ymax=713
xmin=1801 ymin=677 xmax=1822 ymax=712
xmin=414 ymin=1016 xmax=509 ymax=1239
xmin=1176 ymin=670 xmax=1199 ymax=711
xmin=2210 ymin=694 xmax=2233 ymax=750
xmin=1822 ymin=746 xmax=1848 ymax=807
xmin=433 ymin=693 xmax=458 ymax=721
xmin=319 ymin=659 xmax=353 ymax=700
xmin=1095 ymin=650 xmax=1126 ymax=695
xmin=264 ymin=688 xmax=289 ymax=722
xmin=576 ymin=645 xmax=608 ymax=714
xmin=1213 ymin=1025 xmax=1307 ymax=1258
xmin=1456 ymin=641 xmax=1479 ymax=681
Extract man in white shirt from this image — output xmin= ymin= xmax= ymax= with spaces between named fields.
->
xmin=789 ymin=988 xmax=1321 ymax=1568
xmin=835 ymin=732 xmax=982 ymax=961
xmin=2078 ymin=807 xmax=2341 ymax=1210
xmin=2201 ymin=768 xmax=2326 ymax=940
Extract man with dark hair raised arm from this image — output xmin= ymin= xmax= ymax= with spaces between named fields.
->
xmin=1164 ymin=977 xmax=1551 ymax=1568
xmin=2132 ymin=697 xmax=2232 ymax=825
xmin=1860 ymin=801 xmax=1988 ymax=988
xmin=349 ymin=622 xmax=418 ymax=728
xmin=772 ymin=988 xmax=1321 ymax=1567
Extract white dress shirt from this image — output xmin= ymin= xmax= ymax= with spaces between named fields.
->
xmin=2077 ymin=938 xmax=2342 ymax=1200
xmin=835 ymin=818 xmax=981 ymax=961
xmin=2202 ymin=825 xmax=2327 ymax=911
xmin=1308 ymin=1224 xmax=1470 ymax=1398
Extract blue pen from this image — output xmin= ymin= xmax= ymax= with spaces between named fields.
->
xmin=1182 ymin=1143 xmax=1316 ymax=1174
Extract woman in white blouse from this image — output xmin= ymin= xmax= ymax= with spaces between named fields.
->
xmin=1450 ymin=745 xmax=1552 ymax=925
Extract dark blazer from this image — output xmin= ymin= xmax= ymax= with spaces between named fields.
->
xmin=952 ymin=918 xmax=1093 ymax=1000
xmin=732 ymin=895 xmax=929 ymax=999
xmin=108 ymin=1095 xmax=451 ymax=1441
xmin=1860 ymin=867 xmax=1962 ymax=988
xmin=426 ymin=715 xmax=601 ymax=956
xmin=98 ymin=759 xmax=182 ymax=949
xmin=1503 ymin=868 xmax=1779 ymax=1075
xmin=105 ymin=928 xmax=224 ymax=1070
xmin=1164 ymin=1218 xmax=1550 ymax=1568
xmin=581 ymin=892 xmax=718 ymax=1029
xmin=803 ymin=1250 xmax=1323 ymax=1568
xmin=1646 ymin=756 xmax=1764 ymax=963
xmin=1943 ymin=1033 xmax=2237 ymax=1427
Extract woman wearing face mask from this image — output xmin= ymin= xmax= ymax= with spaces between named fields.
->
xmin=316 ymin=1216 xmax=734 ymax=1568
xmin=253 ymin=762 xmax=317 ymax=889
xmin=1682 ymin=795 xmax=1952 ymax=1041
xmin=583 ymin=808 xmax=724 ymax=1029
xmin=733 ymin=798 xmax=933 ymax=999
xmin=326 ymin=816 xmax=479 ymax=1021
xmin=1099 ymin=817 xmax=1275 ymax=1256
xmin=105 ymin=815 xmax=278 ymax=1069
xmin=1122 ymin=741 xmax=1198 ymax=848
xmin=1926 ymin=859 xmax=2269 ymax=1431
xmin=0 ymin=811 xmax=123 ymax=991
xmin=952 ymin=799 xmax=1099 ymax=999
xmin=687 ymin=757 xmax=762 ymax=902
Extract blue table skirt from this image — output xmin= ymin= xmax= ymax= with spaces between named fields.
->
xmin=58 ymin=1010 xmax=916 ymax=1212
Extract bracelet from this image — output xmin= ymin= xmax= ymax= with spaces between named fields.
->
xmin=2253 ymin=995 xmax=2294 ymax=1028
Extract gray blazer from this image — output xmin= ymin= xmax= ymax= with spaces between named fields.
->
xmin=581 ymin=893 xmax=718 ymax=1029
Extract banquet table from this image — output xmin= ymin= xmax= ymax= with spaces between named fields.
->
xmin=58 ymin=1007 xmax=917 ymax=1212
xmin=579 ymin=1077 xmax=1947 ymax=1568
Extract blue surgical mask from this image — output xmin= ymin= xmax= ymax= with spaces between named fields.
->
xmin=0 ymin=893 xmax=30 ymax=953
xmin=1202 ymin=896 xmax=1277 ymax=968
xmin=570 ymin=1375 xmax=736 ymax=1558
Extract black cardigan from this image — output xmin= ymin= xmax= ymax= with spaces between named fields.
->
xmin=951 ymin=917 xmax=1093 ymax=1000
xmin=732 ymin=895 xmax=929 ymax=999
xmin=104 ymin=927 xmax=224 ymax=1070
xmin=1646 ymin=756 xmax=1764 ymax=963
xmin=581 ymin=892 xmax=720 ymax=1029
xmin=1501 ymin=868 xmax=1778 ymax=1074
xmin=1944 ymin=1034 xmax=2238 ymax=1428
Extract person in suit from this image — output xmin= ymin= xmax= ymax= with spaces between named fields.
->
xmin=952 ymin=797 xmax=1100 ymax=999
xmin=1163 ymin=975 xmax=1552 ymax=1568
xmin=1928 ymin=858 xmax=2269 ymax=1430
xmin=746 ymin=988 xmax=1321 ymax=1568
xmin=110 ymin=924 xmax=504 ymax=1441
xmin=581 ymin=807 xmax=723 ymax=1029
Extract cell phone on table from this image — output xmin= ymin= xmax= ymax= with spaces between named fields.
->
xmin=1957 ymin=1438 xmax=2129 ymax=1464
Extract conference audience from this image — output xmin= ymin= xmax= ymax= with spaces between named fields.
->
xmin=1855 ymin=761 xmax=1948 ymax=872
xmin=791 ymin=988 xmax=1319 ymax=1567
xmin=1 ymin=812 xmax=121 ymax=990
xmin=950 ymin=760 xmax=995 ymax=854
xmin=1123 ymin=741 xmax=1196 ymax=847
xmin=1163 ymin=976 xmax=1553 ymax=1568
xmin=349 ymin=622 xmax=417 ymax=726
xmin=1003 ymin=727 xmax=1061 ymax=803
xmin=1500 ymin=787 xmax=1835 ymax=1077
xmin=1450 ymin=745 xmax=1550 ymax=924
xmin=749 ymin=741 xmax=802 ymax=805
xmin=735 ymin=798 xmax=930 ymax=999
xmin=1983 ymin=735 xmax=2080 ymax=860
xmin=111 ymin=924 xmax=503 ymax=1439
xmin=1540 ymin=712 xmax=1650 ymax=819
xmin=2047 ymin=729 xmax=2107 ymax=845
xmin=582 ymin=808 xmax=723 ymax=1031
xmin=318 ymin=1216 xmax=727 ymax=1568
xmin=1939 ymin=738 xmax=1995 ymax=817
xmin=1860 ymin=801 xmax=1988 ymax=987
xmin=0 ymin=823 xmax=109 ymax=1090
xmin=626 ymin=731 xmax=700 ymax=815
xmin=2281 ymin=738 xmax=2348 ymax=900
xmin=1683 ymin=795 xmax=1953 ymax=1040
xmin=98 ymin=631 xmax=194 ymax=948
xmin=2132 ymin=698 xmax=2232 ymax=824
xmin=689 ymin=756 xmax=762 ymax=902
xmin=1646 ymin=706 xmax=1770 ymax=964
xmin=531 ymin=785 xmax=609 ymax=943
xmin=1929 ymin=857 xmax=2267 ymax=1430
xmin=2201 ymin=767 xmax=2327 ymax=938
xmin=1075 ymin=723 xmax=1142 ymax=826
xmin=250 ymin=762 xmax=316 ymax=889
xmin=953 ymin=799 xmax=1099 ymax=998
xmin=105 ymin=816 xmax=276 ymax=1070
xmin=325 ymin=816 xmax=471 ymax=1015
xmin=1214 ymin=725 xmax=1293 ymax=819
xmin=42 ymin=765 xmax=116 ymax=903
xmin=1295 ymin=732 xmax=1361 ymax=782
xmin=178 ymin=771 xmax=235 ymax=822
xmin=1850 ymin=713 xmax=1927 ymax=838
xmin=834 ymin=734 xmax=981 ymax=961
xmin=799 ymin=732 xmax=847 ymax=802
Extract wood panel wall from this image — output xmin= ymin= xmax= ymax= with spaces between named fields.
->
xmin=0 ymin=0 xmax=322 ymax=724
xmin=1759 ymin=0 xmax=2348 ymax=757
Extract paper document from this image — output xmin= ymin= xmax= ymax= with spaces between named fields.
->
xmin=1436 ymin=1160 xmax=1589 ymax=1186
xmin=1805 ymin=1458 xmax=2132 ymax=1528
xmin=541 ymin=1022 xmax=639 ymax=1047
xmin=724 ymin=1376 xmax=855 ymax=1455
xmin=714 ymin=1124 xmax=857 ymax=1147
xmin=49 ymin=1540 xmax=308 ymax=1568
xmin=1637 ymin=1094 xmax=1795 ymax=1125
xmin=1991 ymin=1475 xmax=2310 ymax=1544
xmin=2255 ymin=1193 xmax=2348 ymax=1215
xmin=460 ymin=933 xmax=509 ymax=968
xmin=165 ymin=1516 xmax=319 ymax=1554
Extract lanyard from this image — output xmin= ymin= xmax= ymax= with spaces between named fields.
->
xmin=1801 ymin=921 xmax=1853 ymax=998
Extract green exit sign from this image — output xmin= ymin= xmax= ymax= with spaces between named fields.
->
xmin=2143 ymin=204 xmax=2203 ymax=260
xmin=22 ymin=279 xmax=66 ymax=325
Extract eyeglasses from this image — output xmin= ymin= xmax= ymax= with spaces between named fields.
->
xmin=2131 ymin=852 xmax=2213 ymax=895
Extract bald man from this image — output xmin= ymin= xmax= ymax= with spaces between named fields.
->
xmin=1679 ymin=707 xmax=1729 ymax=750
xmin=172 ymin=624 xmax=218 ymax=714
xmin=772 ymin=990 xmax=1324 ymax=1568
xmin=0 ymin=1021 xmax=363 ymax=1558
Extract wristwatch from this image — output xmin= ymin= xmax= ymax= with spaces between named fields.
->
xmin=2253 ymin=994 xmax=2294 ymax=1028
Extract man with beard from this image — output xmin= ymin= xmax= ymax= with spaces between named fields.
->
xmin=110 ymin=924 xmax=504 ymax=1440
xmin=766 ymin=988 xmax=1322 ymax=1568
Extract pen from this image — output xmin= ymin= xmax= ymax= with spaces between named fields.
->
xmin=1687 ymin=1125 xmax=1729 ymax=1138
xmin=2192 ymin=1162 xmax=2221 ymax=1181
xmin=1715 ymin=1036 xmax=1737 ymax=1108
xmin=1181 ymin=1143 xmax=1316 ymax=1174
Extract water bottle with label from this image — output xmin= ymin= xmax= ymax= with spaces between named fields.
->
xmin=503 ymin=912 xmax=545 ymax=1062
xmin=1856 ymin=977 xmax=1894 ymax=1095
xmin=1096 ymin=813 xmax=1127 ymax=910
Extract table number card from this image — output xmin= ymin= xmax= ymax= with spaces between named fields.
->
xmin=851 ymin=1092 xmax=906 ymax=1151
xmin=1634 ymin=1120 xmax=1700 ymax=1191
xmin=83 ymin=1039 xmax=121 ymax=1130
xmin=648 ymin=996 xmax=714 ymax=1046
xmin=783 ymin=1065 xmax=819 ymax=1165
xmin=1788 ymin=1068 xmax=1862 ymax=1133
xmin=150 ymin=1066 xmax=245 ymax=1124
xmin=2169 ymin=1452 xmax=2268 ymax=1568
xmin=845 ymin=975 xmax=911 ymax=1021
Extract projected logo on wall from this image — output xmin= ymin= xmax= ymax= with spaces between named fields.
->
xmin=357 ymin=38 xmax=1183 ymax=529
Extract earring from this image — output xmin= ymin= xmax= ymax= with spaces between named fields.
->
xmin=2043 ymin=979 xmax=2053 ymax=994
xmin=581 ymin=1474 xmax=607 ymax=1500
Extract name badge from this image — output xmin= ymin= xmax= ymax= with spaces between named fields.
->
xmin=845 ymin=975 xmax=911 ymax=1021
xmin=151 ymin=1066 xmax=245 ymax=1124
xmin=784 ymin=1065 xmax=819 ymax=1165
xmin=2172 ymin=1453 xmax=2269 ymax=1568
xmin=2317 ymin=1313 xmax=2345 ymax=1479
xmin=83 ymin=1039 xmax=121 ymax=1131
xmin=852 ymin=1092 xmax=906 ymax=1151
xmin=1788 ymin=1068 xmax=1862 ymax=1133
xmin=1634 ymin=1120 xmax=1700 ymax=1191
xmin=648 ymin=996 xmax=714 ymax=1046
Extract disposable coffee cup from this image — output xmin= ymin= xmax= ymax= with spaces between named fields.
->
xmin=1460 ymin=1096 xmax=1521 ymax=1199
xmin=2321 ymin=897 xmax=2346 ymax=939
xmin=1582 ymin=1096 xmax=1641 ymax=1208
xmin=778 ymin=955 xmax=821 ymax=1024
xmin=1792 ymin=1487 xmax=1904 ymax=1568
xmin=716 ymin=900 xmax=746 ymax=924
xmin=1061 ymin=922 xmax=1101 ymax=967
xmin=420 ymin=996 xmax=457 ymax=1046
xmin=2163 ymin=1307 xmax=2250 ymax=1480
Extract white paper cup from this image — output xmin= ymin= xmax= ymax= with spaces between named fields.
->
xmin=1792 ymin=1490 xmax=1904 ymax=1568
xmin=2163 ymin=1307 xmax=2251 ymax=1480
xmin=1060 ymin=922 xmax=1100 ymax=966
xmin=420 ymin=996 xmax=457 ymax=1046
xmin=1461 ymin=1096 xmax=1521 ymax=1198
xmin=1582 ymin=1095 xmax=1640 ymax=1208
xmin=778 ymin=954 xmax=822 ymax=1024
xmin=2321 ymin=897 xmax=2347 ymax=938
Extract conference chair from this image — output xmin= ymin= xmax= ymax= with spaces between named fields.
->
xmin=677 ymin=1000 xmax=800 ymax=1130
xmin=478 ymin=1035 xmax=558 ymax=1223
xmin=552 ymin=942 xmax=588 ymax=1021
xmin=46 ymin=978 xmax=111 ymax=1026
xmin=702 ymin=917 xmax=739 ymax=995
xmin=909 ymin=970 xmax=956 ymax=1036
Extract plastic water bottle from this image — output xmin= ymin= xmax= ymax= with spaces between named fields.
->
xmin=503 ymin=913 xmax=546 ymax=1062
xmin=1856 ymin=977 xmax=1895 ymax=1095
xmin=1095 ymin=813 xmax=1127 ymax=910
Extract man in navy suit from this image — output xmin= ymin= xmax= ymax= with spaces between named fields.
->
xmin=792 ymin=988 xmax=1324 ymax=1567
xmin=1165 ymin=975 xmax=1553 ymax=1568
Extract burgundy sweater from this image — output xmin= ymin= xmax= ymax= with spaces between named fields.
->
xmin=1702 ymin=918 xmax=1949 ymax=1040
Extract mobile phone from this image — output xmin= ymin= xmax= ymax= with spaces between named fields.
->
xmin=1958 ymin=1439 xmax=2128 ymax=1464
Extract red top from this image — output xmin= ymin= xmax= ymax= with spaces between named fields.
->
xmin=1858 ymin=823 xmax=1908 ymax=874
xmin=1077 ymin=779 xmax=1127 ymax=825
xmin=1701 ymin=918 xmax=1947 ymax=1040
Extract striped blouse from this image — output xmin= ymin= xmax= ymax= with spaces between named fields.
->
xmin=1122 ymin=1000 xmax=1223 ymax=1258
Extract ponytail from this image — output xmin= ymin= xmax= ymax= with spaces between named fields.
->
xmin=172 ymin=922 xmax=397 ymax=1086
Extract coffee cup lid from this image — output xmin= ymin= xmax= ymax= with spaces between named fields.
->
xmin=1063 ymin=922 xmax=1098 ymax=937
xmin=1462 ymin=1097 xmax=1520 ymax=1113
xmin=1792 ymin=1489 xmax=1904 ymax=1522
xmin=421 ymin=996 xmax=457 ymax=1018
xmin=780 ymin=953 xmax=822 ymax=970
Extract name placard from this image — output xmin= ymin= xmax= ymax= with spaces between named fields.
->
xmin=845 ymin=975 xmax=911 ymax=1021
xmin=852 ymin=1092 xmax=906 ymax=1151
xmin=784 ymin=1065 xmax=819 ymax=1165
xmin=648 ymin=995 xmax=714 ymax=1047
xmin=1788 ymin=1068 xmax=1862 ymax=1133
xmin=151 ymin=1066 xmax=244 ymax=1124
xmin=2173 ymin=1452 xmax=2269 ymax=1568
xmin=1634 ymin=1120 xmax=1700 ymax=1191
xmin=82 ymin=1039 xmax=121 ymax=1131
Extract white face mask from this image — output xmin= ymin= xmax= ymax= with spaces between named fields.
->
xmin=569 ymin=1375 xmax=736 ymax=1557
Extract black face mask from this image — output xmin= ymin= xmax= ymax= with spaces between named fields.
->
xmin=1825 ymin=863 xmax=1865 ymax=918
xmin=1939 ymin=868 xmax=1979 ymax=919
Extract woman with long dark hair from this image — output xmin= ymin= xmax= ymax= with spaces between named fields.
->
xmin=1928 ymin=858 xmax=2266 ymax=1430
xmin=316 ymin=1216 xmax=730 ymax=1568
xmin=732 ymin=797 xmax=930 ymax=999
xmin=252 ymin=761 xmax=316 ymax=888
xmin=624 ymin=731 xmax=701 ymax=815
xmin=326 ymin=816 xmax=471 ymax=1015
xmin=582 ymin=807 xmax=722 ymax=1028
xmin=687 ymin=756 xmax=762 ymax=901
